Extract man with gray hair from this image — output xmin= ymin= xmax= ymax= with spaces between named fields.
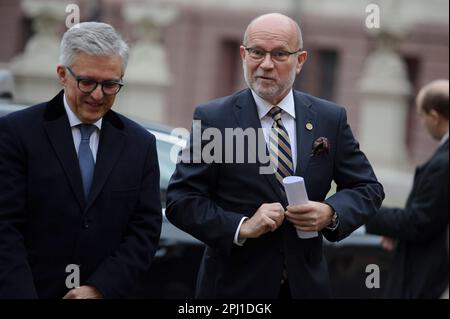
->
xmin=0 ymin=22 xmax=162 ymax=298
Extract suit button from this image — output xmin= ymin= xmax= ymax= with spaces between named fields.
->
xmin=83 ymin=223 xmax=89 ymax=229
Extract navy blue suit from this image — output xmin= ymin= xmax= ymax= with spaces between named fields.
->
xmin=0 ymin=91 xmax=162 ymax=298
xmin=366 ymin=140 xmax=449 ymax=298
xmin=166 ymin=89 xmax=384 ymax=298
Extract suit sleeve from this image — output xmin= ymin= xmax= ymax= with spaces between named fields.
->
xmin=366 ymin=155 xmax=449 ymax=242
xmin=86 ymin=134 xmax=162 ymax=298
xmin=165 ymin=107 xmax=245 ymax=256
xmin=322 ymin=108 xmax=385 ymax=242
xmin=0 ymin=117 xmax=38 ymax=298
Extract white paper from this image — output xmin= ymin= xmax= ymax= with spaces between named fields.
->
xmin=282 ymin=176 xmax=318 ymax=239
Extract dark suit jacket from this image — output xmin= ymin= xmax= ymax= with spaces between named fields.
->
xmin=166 ymin=89 xmax=384 ymax=298
xmin=366 ymin=139 xmax=449 ymax=298
xmin=0 ymin=90 xmax=162 ymax=298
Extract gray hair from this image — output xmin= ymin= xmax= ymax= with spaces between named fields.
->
xmin=59 ymin=22 xmax=129 ymax=72
xmin=243 ymin=14 xmax=303 ymax=50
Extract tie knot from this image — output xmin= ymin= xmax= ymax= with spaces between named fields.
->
xmin=268 ymin=106 xmax=282 ymax=122
xmin=79 ymin=124 xmax=96 ymax=140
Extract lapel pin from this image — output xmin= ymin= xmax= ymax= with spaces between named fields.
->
xmin=306 ymin=123 xmax=313 ymax=131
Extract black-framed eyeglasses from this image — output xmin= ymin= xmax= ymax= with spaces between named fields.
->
xmin=65 ymin=66 xmax=124 ymax=95
xmin=243 ymin=46 xmax=302 ymax=62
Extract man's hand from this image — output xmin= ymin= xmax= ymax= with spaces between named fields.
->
xmin=239 ymin=203 xmax=285 ymax=239
xmin=380 ymin=236 xmax=396 ymax=252
xmin=285 ymin=201 xmax=334 ymax=232
xmin=63 ymin=285 xmax=103 ymax=299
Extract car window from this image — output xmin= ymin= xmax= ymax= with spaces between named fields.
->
xmin=156 ymin=139 xmax=179 ymax=188
xmin=148 ymin=128 xmax=187 ymax=207
xmin=155 ymin=139 xmax=181 ymax=207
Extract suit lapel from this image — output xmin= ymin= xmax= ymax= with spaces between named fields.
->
xmin=85 ymin=112 xmax=126 ymax=211
xmin=43 ymin=90 xmax=127 ymax=212
xmin=233 ymin=89 xmax=285 ymax=201
xmin=293 ymin=91 xmax=316 ymax=177
xmin=43 ymin=91 xmax=85 ymax=209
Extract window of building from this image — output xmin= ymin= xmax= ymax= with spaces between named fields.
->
xmin=295 ymin=49 xmax=339 ymax=101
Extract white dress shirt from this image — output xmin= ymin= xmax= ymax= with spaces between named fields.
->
xmin=234 ymin=90 xmax=298 ymax=245
xmin=63 ymin=94 xmax=102 ymax=162
xmin=252 ymin=90 xmax=297 ymax=170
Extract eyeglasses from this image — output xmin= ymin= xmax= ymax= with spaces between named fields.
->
xmin=65 ymin=66 xmax=124 ymax=95
xmin=243 ymin=46 xmax=302 ymax=62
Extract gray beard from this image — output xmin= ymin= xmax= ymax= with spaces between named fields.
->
xmin=243 ymin=63 xmax=296 ymax=103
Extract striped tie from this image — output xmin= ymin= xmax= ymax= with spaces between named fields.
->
xmin=268 ymin=106 xmax=294 ymax=186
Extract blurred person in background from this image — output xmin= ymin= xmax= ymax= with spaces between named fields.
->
xmin=442 ymin=226 xmax=449 ymax=299
xmin=366 ymin=79 xmax=449 ymax=299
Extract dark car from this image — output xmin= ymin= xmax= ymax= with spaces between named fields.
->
xmin=0 ymin=103 xmax=391 ymax=299
xmin=131 ymin=121 xmax=205 ymax=299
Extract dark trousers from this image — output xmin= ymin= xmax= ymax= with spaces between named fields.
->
xmin=278 ymin=280 xmax=291 ymax=299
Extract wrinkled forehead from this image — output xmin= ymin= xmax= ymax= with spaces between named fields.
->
xmin=247 ymin=31 xmax=293 ymax=48
xmin=246 ymin=18 xmax=298 ymax=49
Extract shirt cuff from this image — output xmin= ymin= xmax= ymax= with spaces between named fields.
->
xmin=234 ymin=217 xmax=249 ymax=246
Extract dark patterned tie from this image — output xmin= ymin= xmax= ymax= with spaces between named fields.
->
xmin=269 ymin=106 xmax=294 ymax=284
xmin=78 ymin=124 xmax=96 ymax=198
xmin=268 ymin=106 xmax=294 ymax=186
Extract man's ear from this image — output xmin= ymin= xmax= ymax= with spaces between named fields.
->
xmin=56 ymin=65 xmax=67 ymax=86
xmin=240 ymin=46 xmax=247 ymax=61
xmin=296 ymin=51 xmax=308 ymax=74
xmin=429 ymin=109 xmax=441 ymax=124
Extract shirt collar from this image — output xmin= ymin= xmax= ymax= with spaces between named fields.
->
xmin=63 ymin=93 xmax=102 ymax=130
xmin=251 ymin=90 xmax=296 ymax=120
xmin=439 ymin=131 xmax=449 ymax=146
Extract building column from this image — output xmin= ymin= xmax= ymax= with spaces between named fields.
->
xmin=359 ymin=15 xmax=415 ymax=206
xmin=359 ymin=32 xmax=412 ymax=168
xmin=116 ymin=1 xmax=177 ymax=123
xmin=10 ymin=0 xmax=66 ymax=105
